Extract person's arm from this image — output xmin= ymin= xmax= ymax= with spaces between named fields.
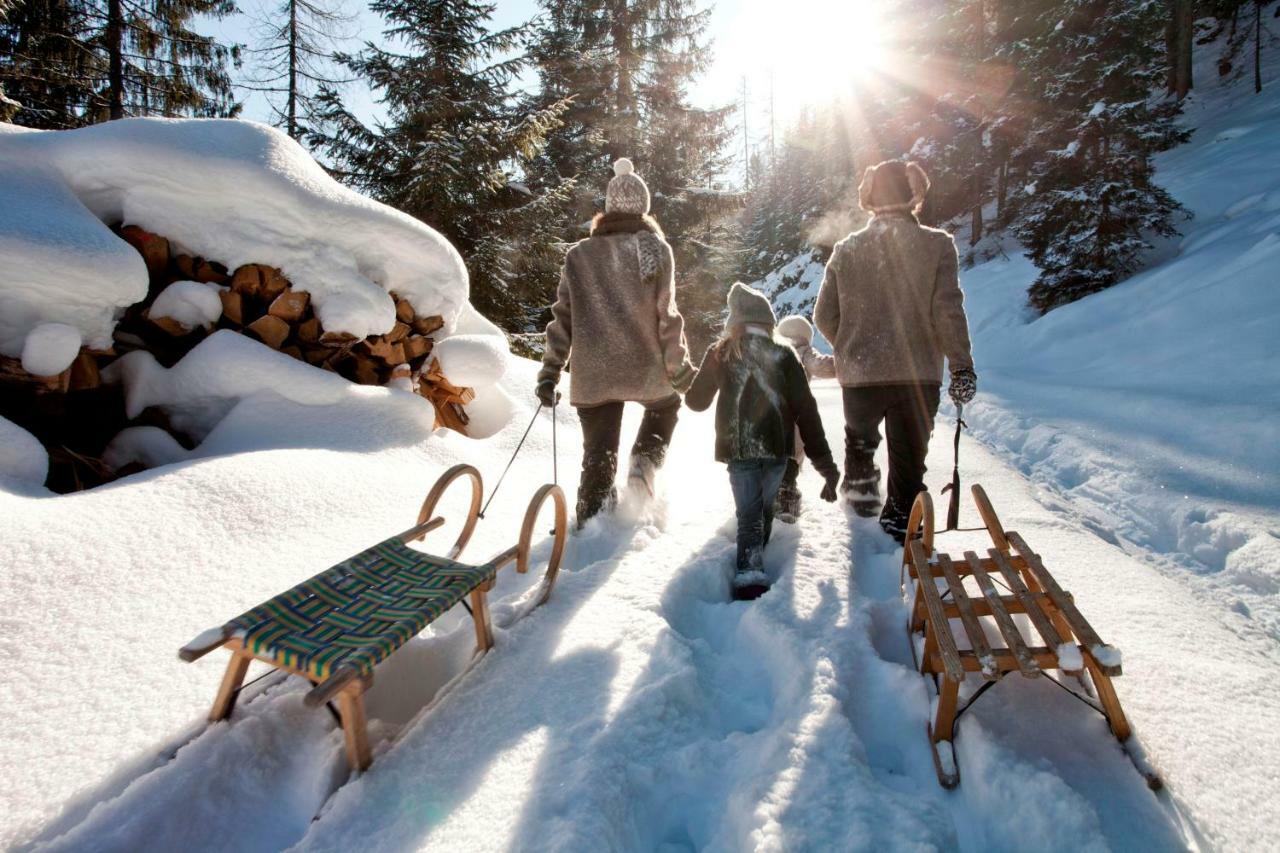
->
xmin=538 ymin=262 xmax=573 ymax=387
xmin=803 ymin=347 xmax=837 ymax=380
xmin=653 ymin=239 xmax=695 ymax=392
xmin=783 ymin=352 xmax=835 ymax=476
xmin=684 ymin=346 xmax=722 ymax=412
xmin=931 ymin=234 xmax=974 ymax=374
xmin=813 ymin=246 xmax=843 ymax=345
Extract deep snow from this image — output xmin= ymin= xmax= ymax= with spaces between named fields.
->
xmin=3 ymin=356 xmax=1241 ymax=851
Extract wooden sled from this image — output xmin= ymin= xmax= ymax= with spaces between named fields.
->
xmin=178 ymin=464 xmax=567 ymax=772
xmin=902 ymin=485 xmax=1155 ymax=790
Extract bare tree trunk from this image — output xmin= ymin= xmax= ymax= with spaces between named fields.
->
xmin=1167 ymin=0 xmax=1194 ymax=98
xmin=996 ymin=158 xmax=1008 ymax=221
xmin=1175 ymin=0 xmax=1193 ymax=98
xmin=1256 ymin=0 xmax=1264 ymax=94
xmin=609 ymin=0 xmax=636 ymax=160
xmin=107 ymin=0 xmax=124 ymax=120
xmin=287 ymin=0 xmax=298 ymax=138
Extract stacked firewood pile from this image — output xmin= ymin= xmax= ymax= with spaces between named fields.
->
xmin=0 ymin=224 xmax=476 ymax=492
xmin=115 ymin=226 xmax=464 ymax=419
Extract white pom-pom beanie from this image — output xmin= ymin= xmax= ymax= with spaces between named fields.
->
xmin=776 ymin=315 xmax=814 ymax=345
xmin=605 ymin=157 xmax=651 ymax=215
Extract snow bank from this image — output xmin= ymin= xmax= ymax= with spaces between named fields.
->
xmin=104 ymin=330 xmax=353 ymax=440
xmin=0 ymin=118 xmax=469 ymax=344
xmin=433 ymin=334 xmax=508 ymax=388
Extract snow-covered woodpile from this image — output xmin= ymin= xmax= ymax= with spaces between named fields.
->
xmin=0 ymin=224 xmax=474 ymax=492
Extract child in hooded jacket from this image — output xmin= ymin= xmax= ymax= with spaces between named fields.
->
xmin=686 ymin=284 xmax=841 ymax=600
xmin=773 ymin=314 xmax=837 ymax=522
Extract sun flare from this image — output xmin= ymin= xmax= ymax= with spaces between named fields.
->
xmin=727 ymin=0 xmax=890 ymax=115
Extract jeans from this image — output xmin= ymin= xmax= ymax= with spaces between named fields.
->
xmin=576 ymin=395 xmax=681 ymax=524
xmin=727 ymin=459 xmax=788 ymax=571
xmin=842 ymin=384 xmax=940 ymax=534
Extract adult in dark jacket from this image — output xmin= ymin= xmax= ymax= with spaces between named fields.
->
xmin=813 ymin=160 xmax=976 ymax=542
xmin=538 ymin=158 xmax=696 ymax=526
xmin=686 ymin=283 xmax=840 ymax=599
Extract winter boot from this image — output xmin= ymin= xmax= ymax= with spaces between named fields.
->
xmin=774 ymin=483 xmax=802 ymax=524
xmin=774 ymin=458 xmax=802 ymax=523
xmin=732 ymin=547 xmax=770 ymax=601
xmin=626 ymin=452 xmax=657 ymax=499
xmin=879 ymin=496 xmax=910 ymax=545
xmin=841 ymin=475 xmax=881 ymax=517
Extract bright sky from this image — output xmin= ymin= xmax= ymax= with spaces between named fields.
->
xmin=209 ymin=0 xmax=889 ymax=181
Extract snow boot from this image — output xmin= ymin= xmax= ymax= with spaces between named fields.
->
xmin=626 ymin=453 xmax=657 ymax=499
xmin=841 ymin=475 xmax=881 ymax=517
xmin=774 ymin=482 xmax=802 ymax=524
xmin=732 ymin=547 xmax=770 ymax=600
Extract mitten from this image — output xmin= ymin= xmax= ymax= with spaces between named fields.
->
xmin=536 ymin=379 xmax=561 ymax=407
xmin=948 ymin=367 xmax=976 ymax=407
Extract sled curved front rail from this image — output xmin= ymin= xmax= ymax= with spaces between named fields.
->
xmin=177 ymin=464 xmax=568 ymax=773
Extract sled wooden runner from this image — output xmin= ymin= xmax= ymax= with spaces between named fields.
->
xmin=902 ymin=485 xmax=1153 ymax=790
xmin=178 ymin=464 xmax=567 ymax=773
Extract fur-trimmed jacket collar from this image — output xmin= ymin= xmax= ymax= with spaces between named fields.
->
xmin=590 ymin=211 xmax=665 ymax=238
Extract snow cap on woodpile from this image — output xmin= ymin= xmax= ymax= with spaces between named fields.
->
xmin=0 ymin=118 xmax=470 ymax=354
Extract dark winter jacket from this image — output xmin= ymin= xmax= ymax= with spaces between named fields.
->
xmin=539 ymin=213 xmax=695 ymax=407
xmin=686 ymin=331 xmax=837 ymax=477
xmin=814 ymin=211 xmax=974 ymax=387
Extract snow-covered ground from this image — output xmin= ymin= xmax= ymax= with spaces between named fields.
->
xmin=2 ymin=363 xmax=1224 ymax=851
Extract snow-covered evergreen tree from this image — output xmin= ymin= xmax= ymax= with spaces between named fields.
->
xmin=0 ymin=0 xmax=240 ymax=127
xmin=311 ymin=0 xmax=573 ymax=328
xmin=1013 ymin=0 xmax=1187 ymax=311
xmin=525 ymin=0 xmax=735 ymax=349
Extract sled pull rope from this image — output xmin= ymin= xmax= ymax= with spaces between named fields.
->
xmin=939 ymin=404 xmax=967 ymax=532
xmin=479 ymin=402 xmax=548 ymax=520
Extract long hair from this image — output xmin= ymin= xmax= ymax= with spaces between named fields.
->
xmin=714 ymin=322 xmax=772 ymax=361
xmin=590 ymin=211 xmax=665 ymax=237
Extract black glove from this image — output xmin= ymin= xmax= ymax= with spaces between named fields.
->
xmin=812 ymin=455 xmax=840 ymax=502
xmin=948 ymin=367 xmax=976 ymax=407
xmin=535 ymin=379 xmax=560 ymax=407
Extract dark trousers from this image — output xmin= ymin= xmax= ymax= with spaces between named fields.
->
xmin=727 ymin=459 xmax=788 ymax=571
xmin=576 ymin=395 xmax=680 ymax=524
xmin=842 ymin=384 xmax=940 ymax=533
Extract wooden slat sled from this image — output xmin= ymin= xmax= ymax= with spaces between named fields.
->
xmin=178 ymin=464 xmax=567 ymax=772
xmin=902 ymin=485 xmax=1157 ymax=790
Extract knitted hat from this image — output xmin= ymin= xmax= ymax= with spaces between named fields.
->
xmin=726 ymin=282 xmax=776 ymax=328
xmin=858 ymin=159 xmax=930 ymax=214
xmin=776 ymin=315 xmax=814 ymax=344
xmin=605 ymin=157 xmax=651 ymax=215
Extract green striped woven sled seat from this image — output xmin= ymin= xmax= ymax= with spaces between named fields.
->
xmin=229 ymin=537 xmax=497 ymax=681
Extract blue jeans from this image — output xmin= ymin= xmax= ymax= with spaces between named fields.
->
xmin=727 ymin=459 xmax=788 ymax=571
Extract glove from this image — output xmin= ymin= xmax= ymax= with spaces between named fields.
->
xmin=948 ymin=367 xmax=976 ymax=407
xmin=813 ymin=455 xmax=840 ymax=502
xmin=535 ymin=379 xmax=561 ymax=407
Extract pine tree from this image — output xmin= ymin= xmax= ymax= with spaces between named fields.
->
xmin=311 ymin=0 xmax=572 ymax=329
xmin=0 ymin=0 xmax=239 ymax=127
xmin=242 ymin=0 xmax=353 ymax=140
xmin=1015 ymin=0 xmax=1187 ymax=312
xmin=525 ymin=0 xmax=734 ymax=346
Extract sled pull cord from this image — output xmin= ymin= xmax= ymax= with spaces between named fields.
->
xmin=940 ymin=404 xmax=966 ymax=532
xmin=479 ymin=402 xmax=547 ymax=520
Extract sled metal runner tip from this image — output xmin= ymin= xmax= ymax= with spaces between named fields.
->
xmin=902 ymin=484 xmax=1162 ymax=792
